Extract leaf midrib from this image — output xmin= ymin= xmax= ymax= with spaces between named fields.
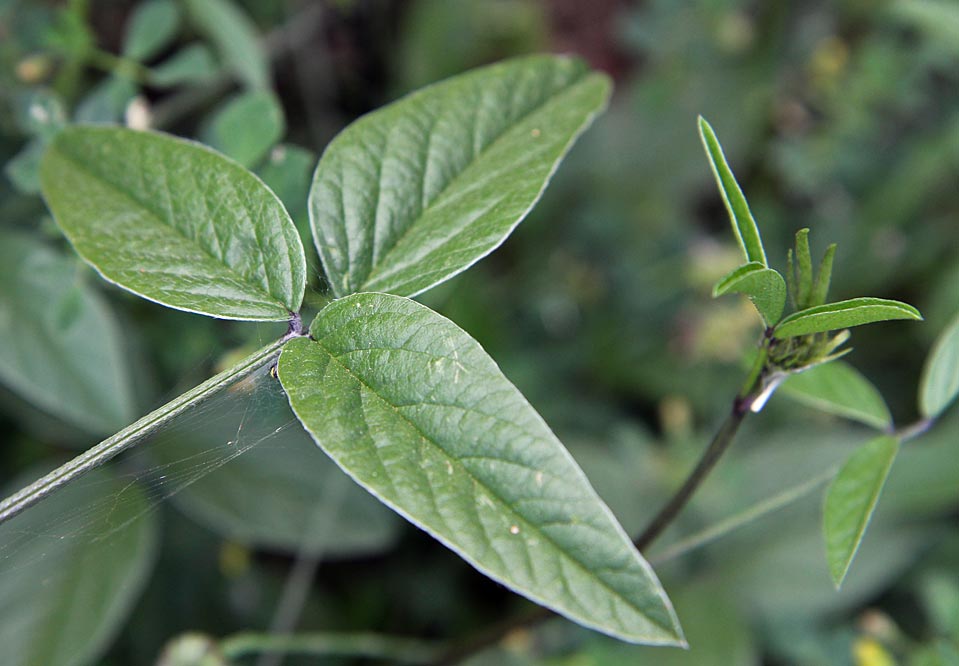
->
xmin=308 ymin=332 xmax=674 ymax=635
xmin=52 ymin=144 xmax=286 ymax=312
xmin=356 ymin=68 xmax=593 ymax=292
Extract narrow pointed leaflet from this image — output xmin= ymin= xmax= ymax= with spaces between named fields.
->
xmin=698 ymin=117 xmax=767 ymax=266
xmin=40 ymin=126 xmax=306 ymax=321
xmin=774 ymin=298 xmax=922 ymax=339
xmin=713 ymin=261 xmax=786 ymax=327
xmin=309 ymin=55 xmax=612 ymax=298
xmin=278 ymin=293 xmax=683 ymax=645
xmin=823 ymin=435 xmax=900 ymax=587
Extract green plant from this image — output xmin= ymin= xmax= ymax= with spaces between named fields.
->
xmin=1 ymin=45 xmax=956 ymax=666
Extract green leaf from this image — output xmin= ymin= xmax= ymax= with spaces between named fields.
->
xmin=310 ymin=55 xmax=611 ymax=298
xmin=149 ymin=44 xmax=218 ymax=87
xmin=779 ymin=361 xmax=892 ymax=430
xmin=920 ymin=313 xmax=959 ymax=419
xmin=712 ymin=261 xmax=786 ymax=326
xmin=74 ymin=77 xmax=137 ymax=124
xmin=5 ymin=139 xmax=45 ymax=194
xmin=278 ymin=292 xmax=683 ymax=645
xmin=39 ymin=126 xmax=306 ymax=321
xmin=0 ymin=466 xmax=157 ymax=666
xmin=810 ymin=243 xmax=837 ymax=308
xmin=122 ymin=0 xmax=180 ymax=61
xmin=794 ymin=228 xmax=813 ymax=309
xmin=182 ymin=0 xmax=269 ymax=90
xmin=774 ymin=297 xmax=922 ymax=339
xmin=0 ymin=231 xmax=134 ymax=433
xmin=200 ymin=90 xmax=285 ymax=168
xmin=823 ymin=435 xmax=899 ymax=587
xmin=698 ymin=116 xmax=766 ymax=266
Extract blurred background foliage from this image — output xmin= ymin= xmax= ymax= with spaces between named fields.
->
xmin=0 ymin=1 xmax=956 ymax=665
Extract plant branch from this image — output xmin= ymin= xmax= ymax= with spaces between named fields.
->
xmin=0 ymin=335 xmax=293 ymax=525
xmin=634 ymin=399 xmax=750 ymax=551
xmin=221 ymin=631 xmax=443 ymax=664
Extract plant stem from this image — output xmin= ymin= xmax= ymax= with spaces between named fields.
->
xmin=220 ymin=631 xmax=443 ymax=664
xmin=0 ymin=335 xmax=292 ymax=525
xmin=634 ymin=400 xmax=749 ymax=551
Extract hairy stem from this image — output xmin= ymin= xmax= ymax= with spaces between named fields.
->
xmin=221 ymin=631 xmax=443 ymax=664
xmin=0 ymin=335 xmax=292 ymax=525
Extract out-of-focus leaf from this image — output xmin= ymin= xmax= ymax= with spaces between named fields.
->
xmin=74 ymin=77 xmax=137 ymax=124
xmin=149 ymin=44 xmax=218 ymax=87
xmin=891 ymin=0 xmax=959 ymax=45
xmin=4 ymin=139 xmax=45 ymax=194
xmin=779 ymin=361 xmax=892 ymax=430
xmin=200 ymin=90 xmax=284 ymax=168
xmin=0 ymin=231 xmax=134 ymax=433
xmin=0 ymin=466 xmax=157 ymax=666
xmin=151 ymin=366 xmax=401 ymax=556
xmin=310 ymin=55 xmax=611 ymax=298
xmin=182 ymin=0 xmax=269 ymax=90
xmin=713 ymin=261 xmax=786 ymax=326
xmin=920 ymin=313 xmax=959 ymax=419
xmin=396 ymin=0 xmax=549 ymax=92
xmin=823 ymin=435 xmax=900 ymax=587
xmin=44 ymin=4 xmax=94 ymax=58
xmin=40 ymin=126 xmax=306 ymax=321
xmin=698 ymin=116 xmax=767 ymax=266
xmin=256 ymin=143 xmax=315 ymax=244
xmin=774 ymin=298 xmax=922 ymax=338
xmin=122 ymin=0 xmax=180 ymax=61
xmin=918 ymin=572 xmax=959 ymax=638
xmin=278 ymin=292 xmax=684 ymax=646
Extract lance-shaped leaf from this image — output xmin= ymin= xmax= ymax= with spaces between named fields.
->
xmin=780 ymin=361 xmax=892 ymax=430
xmin=713 ymin=262 xmax=786 ymax=327
xmin=774 ymin=298 xmax=922 ymax=339
xmin=823 ymin=435 xmax=899 ymax=587
xmin=698 ymin=116 xmax=767 ymax=266
xmin=920 ymin=313 xmax=959 ymax=419
xmin=278 ymin=293 xmax=683 ymax=645
xmin=182 ymin=0 xmax=269 ymax=90
xmin=40 ymin=126 xmax=306 ymax=321
xmin=122 ymin=0 xmax=180 ymax=62
xmin=310 ymin=55 xmax=612 ymax=298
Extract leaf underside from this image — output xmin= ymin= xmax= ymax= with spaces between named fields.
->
xmin=823 ymin=435 xmax=899 ymax=588
xmin=40 ymin=126 xmax=306 ymax=321
xmin=310 ymin=54 xmax=612 ymax=299
xmin=774 ymin=298 xmax=922 ymax=339
xmin=780 ymin=361 xmax=892 ymax=431
xmin=919 ymin=313 xmax=959 ymax=419
xmin=278 ymin=293 xmax=683 ymax=645
xmin=713 ymin=262 xmax=786 ymax=327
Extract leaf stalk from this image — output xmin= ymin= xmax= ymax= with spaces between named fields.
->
xmin=0 ymin=336 xmax=289 ymax=525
